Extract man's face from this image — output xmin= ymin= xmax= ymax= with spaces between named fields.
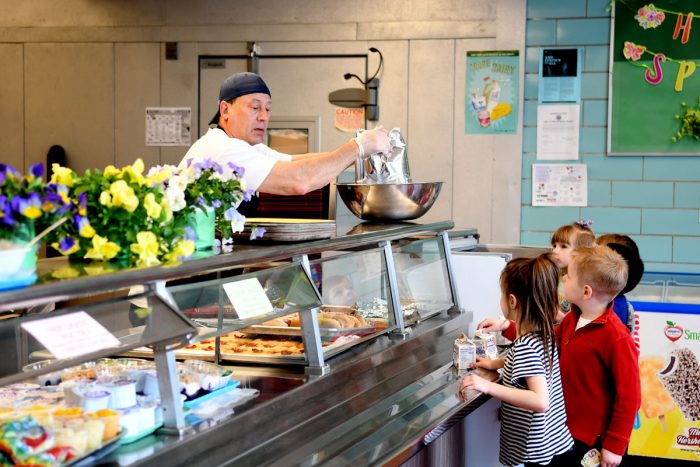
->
xmin=220 ymin=93 xmax=271 ymax=145
xmin=562 ymin=258 xmax=584 ymax=307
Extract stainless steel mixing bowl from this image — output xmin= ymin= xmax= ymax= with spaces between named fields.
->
xmin=336 ymin=182 xmax=443 ymax=222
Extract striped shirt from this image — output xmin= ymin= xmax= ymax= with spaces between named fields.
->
xmin=499 ymin=333 xmax=573 ymax=466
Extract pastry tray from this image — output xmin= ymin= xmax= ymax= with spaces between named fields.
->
xmin=238 ymin=324 xmax=378 ymax=338
xmin=123 ymin=329 xmax=385 ymax=366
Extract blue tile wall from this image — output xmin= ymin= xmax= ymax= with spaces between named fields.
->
xmin=583 ymin=100 xmax=607 ymax=126
xmin=527 ymin=0 xmax=586 ymax=19
xmin=588 ymin=180 xmax=611 ymax=206
xmin=632 ymin=235 xmax=672 ymax=263
xmin=643 ymin=210 xmax=700 ymax=235
xmin=674 ymin=237 xmax=700 ymax=263
xmin=612 ymin=182 xmax=673 ymax=208
xmin=522 ymin=2 xmax=700 ymax=272
xmin=526 ymin=20 xmax=557 ymax=45
xmin=675 ymin=184 xmax=700 ymax=208
xmin=583 ymin=46 xmax=609 ymax=72
xmin=556 ymin=19 xmax=610 ymax=45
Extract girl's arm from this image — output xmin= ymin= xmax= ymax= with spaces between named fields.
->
xmin=459 ymin=374 xmax=550 ymax=413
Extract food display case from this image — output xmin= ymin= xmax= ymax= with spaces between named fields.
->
xmin=0 ymin=221 xmax=496 ymax=466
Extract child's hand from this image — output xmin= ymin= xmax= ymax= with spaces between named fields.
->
xmin=600 ymin=449 xmax=622 ymax=467
xmin=477 ymin=317 xmax=509 ymax=333
xmin=459 ymin=374 xmax=491 ymax=398
xmin=472 ymin=355 xmax=504 ymax=371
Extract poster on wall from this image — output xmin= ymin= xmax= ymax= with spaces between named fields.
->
xmin=532 ymin=163 xmax=587 ymax=207
xmin=146 ymin=107 xmax=191 ymax=146
xmin=538 ymin=48 xmax=582 ymax=103
xmin=536 ymin=104 xmax=580 ymax=160
xmin=630 ymin=309 xmax=700 ymax=461
xmin=465 ymin=51 xmax=519 ymax=134
xmin=609 ymin=0 xmax=700 ymax=155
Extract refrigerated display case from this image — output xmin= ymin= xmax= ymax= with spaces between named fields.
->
xmin=0 ymin=221 xmax=497 ymax=466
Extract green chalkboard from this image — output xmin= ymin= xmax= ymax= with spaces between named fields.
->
xmin=609 ymin=0 xmax=700 ymax=155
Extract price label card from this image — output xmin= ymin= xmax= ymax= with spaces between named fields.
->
xmin=21 ymin=311 xmax=121 ymax=360
xmin=222 ymin=278 xmax=274 ymax=320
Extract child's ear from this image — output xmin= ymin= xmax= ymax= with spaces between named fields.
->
xmin=508 ymin=293 xmax=518 ymax=310
xmin=582 ymin=284 xmax=593 ymax=300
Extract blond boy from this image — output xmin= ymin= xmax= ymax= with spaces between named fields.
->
xmin=556 ymin=245 xmax=641 ymax=467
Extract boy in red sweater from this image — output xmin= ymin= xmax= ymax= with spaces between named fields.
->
xmin=557 ymin=245 xmax=641 ymax=467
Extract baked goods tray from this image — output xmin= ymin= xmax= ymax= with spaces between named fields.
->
xmin=123 ymin=332 xmax=381 ymax=366
xmin=211 ymin=323 xmax=378 ymax=338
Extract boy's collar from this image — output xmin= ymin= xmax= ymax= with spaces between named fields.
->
xmin=570 ymin=303 xmax=614 ymax=324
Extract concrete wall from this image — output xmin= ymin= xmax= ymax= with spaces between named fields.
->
xmin=0 ymin=0 xmax=526 ymax=243
xmin=522 ymin=0 xmax=700 ymax=273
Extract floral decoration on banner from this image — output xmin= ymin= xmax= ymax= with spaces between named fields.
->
xmin=0 ymin=163 xmax=70 ymax=243
xmin=635 ymin=4 xmax=666 ymax=29
xmin=623 ymin=41 xmax=647 ymax=61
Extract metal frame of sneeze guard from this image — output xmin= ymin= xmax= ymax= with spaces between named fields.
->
xmin=438 ymin=231 xmax=464 ymax=313
xmin=295 ymin=254 xmax=330 ymax=377
xmin=381 ymin=240 xmax=409 ymax=337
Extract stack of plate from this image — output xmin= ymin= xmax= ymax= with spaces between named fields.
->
xmin=241 ymin=218 xmax=336 ymax=241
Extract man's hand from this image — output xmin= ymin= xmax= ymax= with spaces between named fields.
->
xmin=477 ymin=317 xmax=509 ymax=333
xmin=599 ymin=449 xmax=622 ymax=467
xmin=354 ymin=127 xmax=390 ymax=157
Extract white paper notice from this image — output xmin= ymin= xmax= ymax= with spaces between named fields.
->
xmin=532 ymin=163 xmax=587 ymax=207
xmin=222 ymin=278 xmax=274 ymax=320
xmin=536 ymin=104 xmax=580 ymax=160
xmin=145 ymin=107 xmax=191 ymax=146
xmin=21 ymin=311 xmax=121 ymax=360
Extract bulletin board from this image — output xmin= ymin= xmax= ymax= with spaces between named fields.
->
xmin=608 ymin=0 xmax=700 ymax=155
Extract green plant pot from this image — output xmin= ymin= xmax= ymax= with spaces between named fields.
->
xmin=188 ymin=207 xmax=216 ymax=250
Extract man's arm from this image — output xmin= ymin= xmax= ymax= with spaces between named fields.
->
xmin=258 ymin=140 xmax=359 ymax=195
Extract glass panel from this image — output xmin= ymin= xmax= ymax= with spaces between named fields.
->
xmin=0 ymin=292 xmax=194 ymax=385
xmin=167 ymin=261 xmax=322 ymax=341
xmin=392 ymin=237 xmax=454 ymax=323
xmin=311 ymin=247 xmax=394 ymax=332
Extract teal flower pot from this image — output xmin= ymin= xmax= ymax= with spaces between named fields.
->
xmin=189 ymin=207 xmax=216 ymax=250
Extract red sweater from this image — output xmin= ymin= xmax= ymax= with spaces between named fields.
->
xmin=555 ymin=306 xmax=641 ymax=455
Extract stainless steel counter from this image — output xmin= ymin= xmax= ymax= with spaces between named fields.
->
xmin=99 ymin=309 xmax=494 ymax=466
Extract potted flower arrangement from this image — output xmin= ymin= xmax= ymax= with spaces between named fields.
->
xmin=0 ymin=163 xmax=70 ymax=281
xmin=47 ymin=157 xmax=257 ymax=266
xmin=147 ymin=158 xmax=262 ymax=249
xmin=47 ymin=159 xmax=195 ymax=267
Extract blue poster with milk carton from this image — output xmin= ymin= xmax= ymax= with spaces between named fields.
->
xmin=465 ymin=50 xmax=519 ymax=134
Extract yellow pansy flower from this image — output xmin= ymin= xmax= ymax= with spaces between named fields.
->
xmin=84 ymin=235 xmax=120 ymax=261
xmin=50 ymin=164 xmax=74 ymax=187
xmin=99 ymin=191 xmax=112 ymax=207
xmin=164 ymin=239 xmax=195 ymax=263
xmin=144 ymin=193 xmax=162 ymax=219
xmin=109 ymin=180 xmax=139 ymax=212
xmin=103 ymin=165 xmax=121 ymax=178
xmin=145 ymin=167 xmax=172 ymax=187
xmin=122 ymin=159 xmax=146 ymax=186
xmin=130 ymin=231 xmax=161 ymax=267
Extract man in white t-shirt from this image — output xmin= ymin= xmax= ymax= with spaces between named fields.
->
xmin=180 ymin=72 xmax=390 ymax=195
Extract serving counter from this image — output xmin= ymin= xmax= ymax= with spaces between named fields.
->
xmin=0 ymin=220 xmax=496 ymax=466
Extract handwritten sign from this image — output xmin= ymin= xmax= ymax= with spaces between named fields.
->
xmin=21 ymin=311 xmax=121 ymax=360
xmin=222 ymin=278 xmax=274 ymax=319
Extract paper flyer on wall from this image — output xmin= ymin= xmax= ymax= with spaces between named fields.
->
xmin=532 ymin=163 xmax=587 ymax=207
xmin=465 ymin=51 xmax=519 ymax=134
xmin=536 ymin=104 xmax=580 ymax=160
xmin=629 ymin=309 xmax=700 ymax=461
xmin=146 ymin=107 xmax=191 ymax=146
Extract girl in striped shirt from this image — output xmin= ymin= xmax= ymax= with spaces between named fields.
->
xmin=459 ymin=254 xmax=573 ymax=466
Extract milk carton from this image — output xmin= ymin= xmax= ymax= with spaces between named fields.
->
xmin=475 ymin=329 xmax=498 ymax=360
xmin=453 ymin=334 xmax=477 ymax=369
